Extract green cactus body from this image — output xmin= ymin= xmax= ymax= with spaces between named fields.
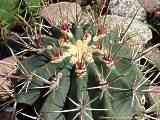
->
xmin=14 ymin=13 xmax=152 ymax=120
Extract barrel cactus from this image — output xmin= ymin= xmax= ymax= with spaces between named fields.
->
xmin=13 ymin=9 xmax=158 ymax=120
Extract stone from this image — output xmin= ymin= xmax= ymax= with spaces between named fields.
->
xmin=149 ymin=86 xmax=160 ymax=97
xmin=104 ymin=15 xmax=152 ymax=44
xmin=40 ymin=2 xmax=82 ymax=25
xmin=109 ymin=0 xmax=147 ymax=21
xmin=138 ymin=0 xmax=160 ymax=13
xmin=145 ymin=47 xmax=160 ymax=69
xmin=39 ymin=2 xmax=152 ymax=47
xmin=51 ymin=0 xmax=93 ymax=6
xmin=0 ymin=57 xmax=16 ymax=102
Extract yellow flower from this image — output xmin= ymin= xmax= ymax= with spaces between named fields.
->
xmin=67 ymin=40 xmax=93 ymax=64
